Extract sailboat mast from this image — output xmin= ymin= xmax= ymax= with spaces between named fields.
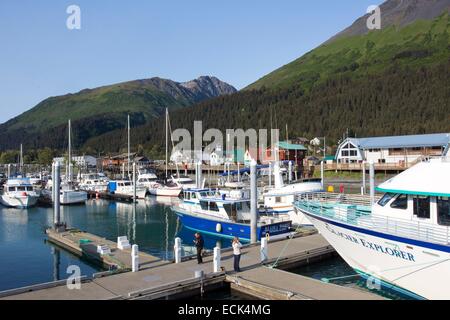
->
xmin=68 ymin=119 xmax=72 ymax=182
xmin=20 ymin=143 xmax=23 ymax=173
xmin=165 ymin=108 xmax=168 ymax=178
xmin=128 ymin=114 xmax=131 ymax=179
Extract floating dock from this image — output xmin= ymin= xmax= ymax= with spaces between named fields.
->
xmin=45 ymin=228 xmax=166 ymax=270
xmin=0 ymin=232 xmax=384 ymax=300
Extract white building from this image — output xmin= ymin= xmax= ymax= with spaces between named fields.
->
xmin=53 ymin=155 xmax=97 ymax=167
xmin=336 ymin=133 xmax=450 ymax=164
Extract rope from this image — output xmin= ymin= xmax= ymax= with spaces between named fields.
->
xmin=268 ymin=222 xmax=305 ymax=268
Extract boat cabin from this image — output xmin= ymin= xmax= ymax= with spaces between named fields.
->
xmin=374 ymin=158 xmax=450 ymax=227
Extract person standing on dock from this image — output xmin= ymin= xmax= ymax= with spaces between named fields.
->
xmin=194 ymin=232 xmax=204 ymax=264
xmin=232 ymin=237 xmax=242 ymax=272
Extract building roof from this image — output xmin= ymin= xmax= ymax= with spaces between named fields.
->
xmin=276 ymin=141 xmax=307 ymax=151
xmin=348 ymin=133 xmax=450 ymax=150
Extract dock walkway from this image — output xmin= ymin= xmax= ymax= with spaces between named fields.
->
xmin=0 ymin=233 xmax=384 ymax=300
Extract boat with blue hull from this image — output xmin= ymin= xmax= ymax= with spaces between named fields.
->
xmin=172 ymin=189 xmax=293 ymax=242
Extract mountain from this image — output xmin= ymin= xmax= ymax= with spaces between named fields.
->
xmin=82 ymin=0 xmax=449 ymax=156
xmin=328 ymin=0 xmax=450 ymax=42
xmin=0 ymin=76 xmax=236 ymax=150
xmin=247 ymin=0 xmax=450 ymax=91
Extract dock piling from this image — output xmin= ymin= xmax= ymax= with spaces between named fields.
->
xmin=369 ymin=161 xmax=375 ymax=205
xmin=250 ymin=160 xmax=258 ymax=244
xmin=362 ymin=160 xmax=366 ymax=195
xmin=213 ymin=247 xmax=221 ymax=273
xmin=288 ymin=161 xmax=293 ymax=183
xmin=132 ymin=162 xmax=137 ymax=201
xmin=320 ymin=161 xmax=324 ymax=189
xmin=261 ymin=238 xmax=268 ymax=262
xmin=132 ymin=244 xmax=139 ymax=272
xmin=53 ymin=161 xmax=62 ymax=231
xmin=174 ymin=237 xmax=182 ymax=264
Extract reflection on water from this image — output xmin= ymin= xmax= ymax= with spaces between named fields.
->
xmin=0 ymin=197 xmax=231 ymax=291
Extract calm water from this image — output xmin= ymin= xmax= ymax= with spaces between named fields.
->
xmin=0 ymin=198 xmax=231 ymax=291
xmin=292 ymin=256 xmax=406 ymax=300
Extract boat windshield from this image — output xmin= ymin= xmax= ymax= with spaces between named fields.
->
xmin=377 ymin=193 xmax=396 ymax=207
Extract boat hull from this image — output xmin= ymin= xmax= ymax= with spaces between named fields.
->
xmin=173 ymin=209 xmax=292 ymax=242
xmin=0 ymin=194 xmax=39 ymax=208
xmin=60 ymin=190 xmax=88 ymax=205
xmin=298 ymin=207 xmax=450 ymax=300
xmin=149 ymin=187 xmax=181 ymax=197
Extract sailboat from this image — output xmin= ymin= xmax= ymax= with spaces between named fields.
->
xmin=109 ymin=115 xmax=148 ymax=199
xmin=147 ymin=109 xmax=182 ymax=197
xmin=44 ymin=120 xmax=88 ymax=205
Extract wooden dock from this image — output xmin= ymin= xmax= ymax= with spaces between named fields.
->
xmin=45 ymin=228 xmax=166 ymax=270
xmin=0 ymin=232 xmax=385 ymax=300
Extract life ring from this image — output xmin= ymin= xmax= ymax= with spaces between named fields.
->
xmin=216 ymin=223 xmax=222 ymax=233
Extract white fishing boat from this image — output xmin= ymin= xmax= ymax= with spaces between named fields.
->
xmin=170 ymin=174 xmax=196 ymax=190
xmin=137 ymin=169 xmax=158 ymax=189
xmin=0 ymin=178 xmax=40 ymax=208
xmin=148 ymin=182 xmax=181 ymax=197
xmin=294 ymin=157 xmax=450 ymax=300
xmin=79 ymin=173 xmax=109 ymax=192
xmin=263 ymin=162 xmax=323 ymax=225
xmin=108 ymin=180 xmax=147 ymax=199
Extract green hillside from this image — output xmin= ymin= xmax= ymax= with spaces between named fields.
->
xmin=3 ymin=81 xmax=189 ymax=133
xmin=247 ymin=13 xmax=449 ymax=91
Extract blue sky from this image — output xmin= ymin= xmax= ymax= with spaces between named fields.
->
xmin=0 ymin=0 xmax=383 ymax=123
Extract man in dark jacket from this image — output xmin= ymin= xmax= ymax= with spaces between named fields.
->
xmin=193 ymin=232 xmax=204 ymax=264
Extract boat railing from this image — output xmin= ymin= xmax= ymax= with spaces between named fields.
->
xmin=296 ymin=192 xmax=378 ymax=207
xmin=295 ymin=193 xmax=450 ymax=246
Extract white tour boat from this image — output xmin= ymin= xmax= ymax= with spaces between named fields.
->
xmin=0 ymin=178 xmax=40 ymax=208
xmin=294 ymin=158 xmax=450 ymax=300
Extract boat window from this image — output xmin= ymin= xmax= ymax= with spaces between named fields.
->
xmin=17 ymin=186 xmax=26 ymax=191
xmin=200 ymin=201 xmax=209 ymax=211
xmin=276 ymin=197 xmax=282 ymax=203
xmin=185 ymin=192 xmax=191 ymax=200
xmin=390 ymin=194 xmax=408 ymax=210
xmin=378 ymin=193 xmax=395 ymax=207
xmin=223 ymin=203 xmax=238 ymax=221
xmin=209 ymin=202 xmax=219 ymax=212
xmin=191 ymin=192 xmax=197 ymax=199
xmin=413 ymin=196 xmax=430 ymax=219
xmin=26 ymin=186 xmax=33 ymax=191
xmin=8 ymin=187 xmax=16 ymax=192
xmin=437 ymin=197 xmax=450 ymax=226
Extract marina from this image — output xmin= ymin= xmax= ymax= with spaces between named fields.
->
xmin=1 ymin=0 xmax=449 ymax=305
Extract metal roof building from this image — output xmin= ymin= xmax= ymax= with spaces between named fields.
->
xmin=336 ymin=133 xmax=450 ymax=164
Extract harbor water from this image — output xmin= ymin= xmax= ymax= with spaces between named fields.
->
xmin=1 ymin=196 xmax=398 ymax=300
xmin=0 ymin=198 xmax=231 ymax=292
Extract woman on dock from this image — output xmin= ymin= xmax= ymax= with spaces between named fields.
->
xmin=232 ymin=237 xmax=242 ymax=272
